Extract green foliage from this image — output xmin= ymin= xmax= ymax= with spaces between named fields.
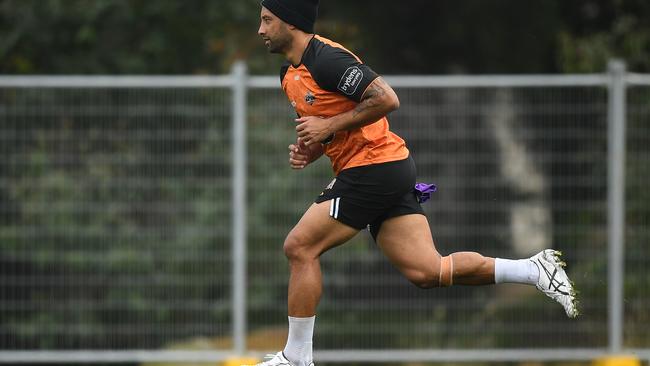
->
xmin=2 ymin=0 xmax=649 ymax=75
xmin=557 ymin=15 xmax=650 ymax=72
xmin=0 ymin=88 xmax=234 ymax=348
xmin=0 ymin=0 xmax=271 ymax=74
xmin=623 ymin=87 xmax=650 ymax=346
xmin=1 ymin=0 xmax=650 ymax=353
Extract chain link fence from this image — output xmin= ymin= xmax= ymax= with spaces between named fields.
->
xmin=0 ymin=63 xmax=648 ymax=363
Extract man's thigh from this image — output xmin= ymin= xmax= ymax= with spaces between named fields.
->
xmin=375 ymin=214 xmax=441 ymax=276
xmin=287 ymin=201 xmax=360 ymax=257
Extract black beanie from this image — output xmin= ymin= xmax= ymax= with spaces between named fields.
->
xmin=261 ymin=0 xmax=319 ymax=33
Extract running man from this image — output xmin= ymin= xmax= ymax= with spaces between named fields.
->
xmin=255 ymin=1 xmax=578 ymax=365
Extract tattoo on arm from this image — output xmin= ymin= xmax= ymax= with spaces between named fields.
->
xmin=352 ymin=77 xmax=388 ymax=118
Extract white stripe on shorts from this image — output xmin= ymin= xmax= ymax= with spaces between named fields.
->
xmin=333 ymin=197 xmax=340 ymax=219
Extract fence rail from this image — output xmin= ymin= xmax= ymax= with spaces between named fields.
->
xmin=0 ymin=60 xmax=648 ymax=364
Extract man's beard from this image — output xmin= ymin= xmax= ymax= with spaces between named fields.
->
xmin=267 ymin=34 xmax=291 ymax=54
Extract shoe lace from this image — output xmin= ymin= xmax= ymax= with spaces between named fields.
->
xmin=537 ymin=259 xmax=570 ymax=295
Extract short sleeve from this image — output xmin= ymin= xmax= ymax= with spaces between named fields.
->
xmin=309 ymin=46 xmax=379 ymax=103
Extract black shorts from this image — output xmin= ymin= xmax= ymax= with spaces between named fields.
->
xmin=314 ymin=155 xmax=425 ymax=240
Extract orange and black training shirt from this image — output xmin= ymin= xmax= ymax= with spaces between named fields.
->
xmin=280 ymin=35 xmax=409 ymax=175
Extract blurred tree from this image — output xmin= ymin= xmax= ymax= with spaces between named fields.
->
xmin=0 ymin=0 xmax=275 ymax=74
xmin=1 ymin=0 xmax=649 ymax=75
xmin=556 ymin=0 xmax=650 ymax=72
xmin=321 ymin=0 xmax=561 ymax=74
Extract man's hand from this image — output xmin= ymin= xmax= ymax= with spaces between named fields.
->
xmin=288 ymin=138 xmax=323 ymax=169
xmin=295 ymin=116 xmax=333 ymax=146
xmin=288 ymin=139 xmax=309 ymax=169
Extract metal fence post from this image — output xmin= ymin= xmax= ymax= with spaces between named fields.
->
xmin=232 ymin=61 xmax=248 ymax=355
xmin=607 ymin=59 xmax=627 ymax=354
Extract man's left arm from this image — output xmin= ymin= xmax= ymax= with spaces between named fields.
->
xmin=295 ymin=77 xmax=399 ymax=146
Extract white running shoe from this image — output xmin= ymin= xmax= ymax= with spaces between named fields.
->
xmin=247 ymin=352 xmax=314 ymax=366
xmin=530 ymin=249 xmax=579 ymax=318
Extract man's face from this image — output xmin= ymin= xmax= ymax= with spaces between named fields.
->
xmin=258 ymin=7 xmax=292 ymax=54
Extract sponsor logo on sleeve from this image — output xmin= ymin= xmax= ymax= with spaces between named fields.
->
xmin=337 ymin=66 xmax=363 ymax=95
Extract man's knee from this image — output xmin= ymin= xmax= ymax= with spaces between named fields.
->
xmin=283 ymin=231 xmax=312 ymax=263
xmin=407 ymin=269 xmax=439 ymax=289
xmin=407 ymin=255 xmax=454 ymax=289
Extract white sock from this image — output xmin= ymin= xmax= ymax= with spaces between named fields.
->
xmin=494 ymin=258 xmax=540 ymax=285
xmin=283 ymin=316 xmax=315 ymax=366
